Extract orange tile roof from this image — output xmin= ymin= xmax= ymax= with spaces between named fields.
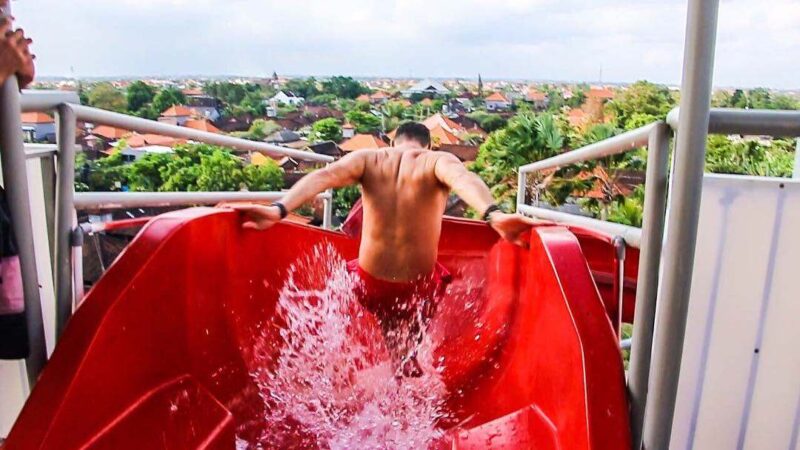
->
xmin=249 ymin=152 xmax=273 ymax=166
xmin=21 ymin=112 xmax=54 ymax=124
xmin=422 ymin=113 xmax=464 ymax=135
xmin=567 ymin=108 xmax=587 ymax=127
xmin=429 ymin=125 xmax=461 ymax=147
xmin=92 ymin=125 xmax=131 ymax=140
xmin=484 ymin=92 xmax=510 ymax=102
xmin=356 ymin=94 xmax=370 ymax=102
xmin=588 ymin=87 xmax=614 ymax=100
xmin=124 ymin=133 xmax=185 ymax=148
xmin=370 ymin=91 xmax=390 ymax=99
xmin=183 ymin=118 xmax=221 ymax=133
xmin=526 ymin=89 xmax=547 ymax=102
xmin=420 ymin=98 xmax=434 ymax=106
xmin=161 ymin=105 xmax=194 ymax=117
xmin=342 ymin=122 xmax=355 ymax=129
xmin=339 ymin=134 xmax=388 ymax=152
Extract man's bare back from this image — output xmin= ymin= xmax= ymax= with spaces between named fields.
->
xmin=358 ymin=146 xmax=450 ymax=281
xmin=227 ymin=124 xmax=535 ymax=281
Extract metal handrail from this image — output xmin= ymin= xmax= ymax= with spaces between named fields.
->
xmin=20 ymin=90 xmax=80 ymax=112
xmin=68 ymin=103 xmax=333 ymax=163
xmin=668 ymin=107 xmax=800 ymax=137
xmin=73 ymin=191 xmax=331 ymax=210
xmin=517 ymin=204 xmax=643 ymax=247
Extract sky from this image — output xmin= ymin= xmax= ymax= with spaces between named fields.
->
xmin=12 ymin=0 xmax=800 ymax=89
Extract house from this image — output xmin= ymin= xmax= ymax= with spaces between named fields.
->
xmin=402 ymin=78 xmax=451 ymax=97
xmin=588 ymin=86 xmax=615 ymax=101
xmin=526 ymin=88 xmax=550 ymax=109
xmin=567 ymin=108 xmax=589 ymax=128
xmin=339 ymin=134 xmax=388 ymax=152
xmin=158 ymin=105 xmax=193 ymax=126
xmin=265 ymin=129 xmax=302 ymax=145
xmin=183 ymin=118 xmax=221 ymax=134
xmin=308 ymin=141 xmax=341 ymax=158
xmin=21 ymin=112 xmax=55 ymax=142
xmin=269 ymin=91 xmax=304 ymax=106
xmin=369 ymin=91 xmax=391 ymax=104
xmin=356 ymin=94 xmax=370 ymax=103
xmin=484 ymin=92 xmax=512 ymax=111
xmin=90 ymin=125 xmax=130 ymax=141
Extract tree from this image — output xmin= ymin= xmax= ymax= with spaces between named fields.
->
xmin=705 ymin=135 xmax=794 ymax=177
xmin=467 ymin=111 xmax=507 ymax=132
xmin=87 ymin=83 xmax=127 ymax=113
xmin=333 ymin=185 xmax=361 ymax=221
xmin=152 ymin=87 xmax=186 ymax=115
xmin=470 ymin=113 xmax=564 ymax=210
xmin=243 ymin=160 xmax=284 ymax=191
xmin=309 ymin=118 xmax=343 ymax=143
xmin=127 ymin=152 xmax=172 ymax=191
xmin=284 ymin=77 xmax=320 ymax=98
xmin=126 ymin=81 xmax=156 ymax=114
xmin=321 ymin=76 xmax=368 ymax=99
xmin=772 ymin=94 xmax=799 ymax=110
xmin=344 ymin=110 xmax=381 ymax=133
xmin=244 ymin=119 xmax=282 ymax=141
xmin=606 ymin=80 xmax=676 ymax=129
xmin=82 ymin=149 xmax=129 ymax=191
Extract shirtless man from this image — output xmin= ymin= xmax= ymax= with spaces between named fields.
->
xmin=229 ymin=122 xmax=534 ymax=374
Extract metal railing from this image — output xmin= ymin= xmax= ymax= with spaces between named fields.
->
xmin=515 ymin=106 xmax=800 ymax=449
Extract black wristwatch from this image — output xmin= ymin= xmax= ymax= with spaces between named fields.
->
xmin=482 ymin=204 xmax=502 ymax=222
xmin=272 ymin=202 xmax=288 ymax=219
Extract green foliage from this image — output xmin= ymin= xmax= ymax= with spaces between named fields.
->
xmin=321 ymin=76 xmax=368 ymax=99
xmin=606 ymin=80 xmax=676 ymax=129
xmin=283 ymin=77 xmax=321 ymax=98
xmin=344 ymin=110 xmax=381 ymax=133
xmin=87 ymin=83 xmax=127 ymax=113
xmin=607 ymin=186 xmax=644 ymax=227
xmin=565 ymin=87 xmax=587 ymax=109
xmin=77 ymin=149 xmax=129 ymax=191
xmin=713 ymin=88 xmax=799 ymax=110
xmin=126 ymin=81 xmax=156 ymax=115
xmin=308 ymin=93 xmax=338 ymax=106
xmin=467 ymin=111 xmax=507 ymax=132
xmin=333 ymin=185 xmax=361 ymax=220
xmin=471 ymin=113 xmax=564 ymax=210
xmin=126 ymin=152 xmax=172 ymax=191
xmin=203 ymin=82 xmax=259 ymax=106
xmin=76 ymin=143 xmax=286 ymax=193
xmin=705 ymin=135 xmax=795 ymax=177
xmin=152 ymin=87 xmax=186 ymax=115
xmin=243 ymin=160 xmax=284 ymax=191
xmin=309 ymin=118 xmax=343 ymax=143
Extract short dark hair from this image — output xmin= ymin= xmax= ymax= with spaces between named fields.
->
xmin=394 ymin=122 xmax=431 ymax=148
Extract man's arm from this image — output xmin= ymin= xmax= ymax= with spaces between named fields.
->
xmin=434 ymin=153 xmax=537 ymax=246
xmin=433 ymin=152 xmax=494 ymax=214
xmin=225 ymin=150 xmax=369 ymax=230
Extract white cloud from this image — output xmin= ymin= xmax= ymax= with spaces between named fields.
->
xmin=11 ymin=0 xmax=799 ymax=88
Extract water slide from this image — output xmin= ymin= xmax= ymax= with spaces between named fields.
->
xmin=4 ymin=207 xmax=636 ymax=449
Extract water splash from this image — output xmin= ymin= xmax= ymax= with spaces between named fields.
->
xmin=246 ymin=243 xmax=449 ymax=449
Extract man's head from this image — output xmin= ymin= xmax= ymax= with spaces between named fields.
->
xmin=393 ymin=122 xmax=431 ymax=149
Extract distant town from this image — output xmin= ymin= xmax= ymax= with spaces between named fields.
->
xmin=21 ymin=73 xmax=799 ymax=226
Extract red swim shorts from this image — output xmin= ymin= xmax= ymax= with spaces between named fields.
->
xmin=346 ymin=260 xmax=452 ymax=325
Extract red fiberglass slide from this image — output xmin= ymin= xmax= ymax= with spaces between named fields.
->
xmin=4 ymin=207 xmax=636 ymax=449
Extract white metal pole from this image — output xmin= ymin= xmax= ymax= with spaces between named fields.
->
xmin=0 ymin=1 xmax=48 ymax=385
xmin=642 ymin=0 xmax=720 ymax=448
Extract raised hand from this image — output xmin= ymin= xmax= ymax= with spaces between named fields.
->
xmin=221 ymin=203 xmax=283 ymax=231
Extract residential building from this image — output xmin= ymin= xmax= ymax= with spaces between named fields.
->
xmin=21 ymin=112 xmax=55 ymax=142
xmin=526 ymin=88 xmax=550 ymax=110
xmin=402 ymin=79 xmax=451 ymax=97
xmin=342 ymin=122 xmax=355 ymax=139
xmin=484 ymin=92 xmax=512 ymax=111
xmin=339 ymin=134 xmax=389 ymax=152
xmin=183 ymin=118 xmax=221 ymax=134
xmin=269 ymin=91 xmax=304 ymax=106
xmin=158 ymin=105 xmax=193 ymax=126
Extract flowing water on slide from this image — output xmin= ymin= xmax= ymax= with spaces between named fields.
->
xmin=239 ymin=243 xmax=453 ymax=449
